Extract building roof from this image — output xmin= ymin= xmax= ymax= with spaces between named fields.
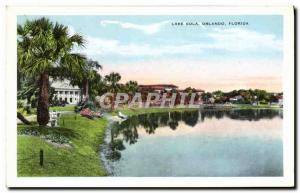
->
xmin=138 ymin=84 xmax=178 ymax=89
xmin=194 ymin=89 xmax=205 ymax=92
xmin=178 ymin=89 xmax=205 ymax=93
xmin=51 ymin=79 xmax=80 ymax=90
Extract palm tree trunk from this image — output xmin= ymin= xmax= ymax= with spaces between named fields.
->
xmin=111 ymin=94 xmax=115 ymax=110
xmin=37 ymin=73 xmax=49 ymax=126
xmin=86 ymin=81 xmax=89 ymax=99
xmin=17 ymin=112 xmax=31 ymax=125
xmin=83 ymin=80 xmax=89 ymax=101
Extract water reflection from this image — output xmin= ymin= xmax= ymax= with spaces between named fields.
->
xmin=105 ymin=109 xmax=282 ymax=163
xmin=201 ymin=109 xmax=283 ymax=121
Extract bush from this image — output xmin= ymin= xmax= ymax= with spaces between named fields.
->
xmin=17 ymin=129 xmax=39 ymax=136
xmin=17 ymin=100 xmax=24 ymax=108
xmin=24 ymin=105 xmax=32 ymax=114
xmin=75 ymin=100 xmax=96 ymax=112
xmin=41 ymin=134 xmax=69 ymax=144
xmin=17 ymin=126 xmax=76 ymax=145
xmin=260 ymin=100 xmax=268 ymax=105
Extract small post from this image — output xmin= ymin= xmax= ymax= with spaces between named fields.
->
xmin=62 ymin=119 xmax=65 ymax=126
xmin=39 ymin=149 xmax=44 ymax=167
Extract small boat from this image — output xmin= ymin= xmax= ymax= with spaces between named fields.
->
xmin=118 ymin=112 xmax=128 ymax=119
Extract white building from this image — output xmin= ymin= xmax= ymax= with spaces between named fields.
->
xmin=51 ymin=79 xmax=81 ymax=105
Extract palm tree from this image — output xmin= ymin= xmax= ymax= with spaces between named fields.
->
xmin=17 ymin=17 xmax=86 ymax=126
xmin=125 ymin=80 xmax=138 ymax=102
xmin=82 ymin=60 xmax=102 ymax=100
xmin=104 ymin=72 xmax=121 ymax=110
xmin=70 ymin=59 xmax=102 ymax=101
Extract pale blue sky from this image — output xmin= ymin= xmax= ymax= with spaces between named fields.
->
xmin=17 ymin=15 xmax=283 ymax=91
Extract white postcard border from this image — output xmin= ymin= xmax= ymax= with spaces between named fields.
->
xmin=6 ymin=5 xmax=295 ymax=188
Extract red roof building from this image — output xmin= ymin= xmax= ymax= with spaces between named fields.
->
xmin=138 ymin=84 xmax=178 ymax=92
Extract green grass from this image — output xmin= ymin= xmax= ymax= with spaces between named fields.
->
xmin=116 ymin=107 xmax=198 ymax=116
xmin=17 ymin=114 xmax=108 ymax=176
xmin=49 ymin=105 xmax=75 ymax=112
xmin=17 ymin=105 xmax=75 ymax=117
xmin=17 ymin=106 xmax=199 ymax=176
xmin=17 ymin=108 xmax=37 ymax=116
xmin=232 ymin=104 xmax=281 ymax=109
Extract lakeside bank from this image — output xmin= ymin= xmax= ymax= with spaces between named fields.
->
xmin=17 ymin=107 xmax=199 ymax=176
xmin=17 ymin=104 xmax=282 ymax=176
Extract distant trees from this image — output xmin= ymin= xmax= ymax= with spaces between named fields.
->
xmin=201 ymin=92 xmax=213 ymax=103
xmin=202 ymin=89 xmax=280 ymax=104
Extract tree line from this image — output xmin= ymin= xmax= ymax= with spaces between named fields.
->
xmin=201 ymin=89 xmax=282 ymax=104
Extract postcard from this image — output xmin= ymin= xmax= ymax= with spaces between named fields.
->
xmin=6 ymin=5 xmax=295 ymax=188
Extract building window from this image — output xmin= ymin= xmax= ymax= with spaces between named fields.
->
xmin=59 ymin=91 xmax=63 ymax=94
xmin=70 ymin=91 xmax=73 ymax=95
xmin=70 ymin=98 xmax=73 ymax=103
xmin=75 ymin=91 xmax=78 ymax=95
xmin=65 ymin=91 xmax=68 ymax=94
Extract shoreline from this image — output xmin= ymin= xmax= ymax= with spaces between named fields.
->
xmin=17 ymin=106 xmax=282 ymax=176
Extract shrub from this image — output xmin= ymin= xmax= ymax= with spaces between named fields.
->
xmin=41 ymin=134 xmax=69 ymax=144
xmin=24 ymin=105 xmax=32 ymax=114
xmin=80 ymin=108 xmax=94 ymax=119
xmin=17 ymin=126 xmax=76 ymax=145
xmin=75 ymin=100 xmax=96 ymax=112
xmin=17 ymin=100 xmax=24 ymax=108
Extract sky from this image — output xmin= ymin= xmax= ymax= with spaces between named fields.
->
xmin=17 ymin=15 xmax=283 ymax=92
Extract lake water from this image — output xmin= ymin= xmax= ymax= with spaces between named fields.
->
xmin=102 ymin=109 xmax=283 ymax=177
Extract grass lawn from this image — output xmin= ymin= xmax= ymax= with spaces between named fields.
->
xmin=17 ymin=106 xmax=199 ymax=176
xmin=49 ymin=105 xmax=76 ymax=112
xmin=233 ymin=104 xmax=281 ymax=109
xmin=17 ymin=114 xmax=108 ymax=176
xmin=116 ymin=106 xmax=198 ymax=116
xmin=18 ymin=105 xmax=75 ymax=117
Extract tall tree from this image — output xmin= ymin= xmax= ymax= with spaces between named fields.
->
xmin=104 ymin=72 xmax=121 ymax=110
xmin=18 ymin=17 xmax=86 ymax=125
xmin=125 ymin=80 xmax=138 ymax=101
xmin=70 ymin=59 xmax=102 ymax=100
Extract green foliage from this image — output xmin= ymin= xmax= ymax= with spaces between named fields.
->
xmin=17 ymin=125 xmax=78 ymax=140
xmin=41 ymin=134 xmax=70 ymax=144
xmin=17 ymin=100 xmax=24 ymax=108
xmin=212 ymin=90 xmax=224 ymax=97
xmin=124 ymin=80 xmax=138 ymax=94
xmin=204 ymin=89 xmax=280 ymax=104
xmin=17 ymin=17 xmax=87 ymax=78
xmin=17 ymin=77 xmax=39 ymax=106
xmin=75 ymin=100 xmax=96 ymax=112
xmin=69 ymin=59 xmax=103 ymax=99
xmin=104 ymin=72 xmax=122 ymax=94
xmin=17 ymin=17 xmax=88 ymax=125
